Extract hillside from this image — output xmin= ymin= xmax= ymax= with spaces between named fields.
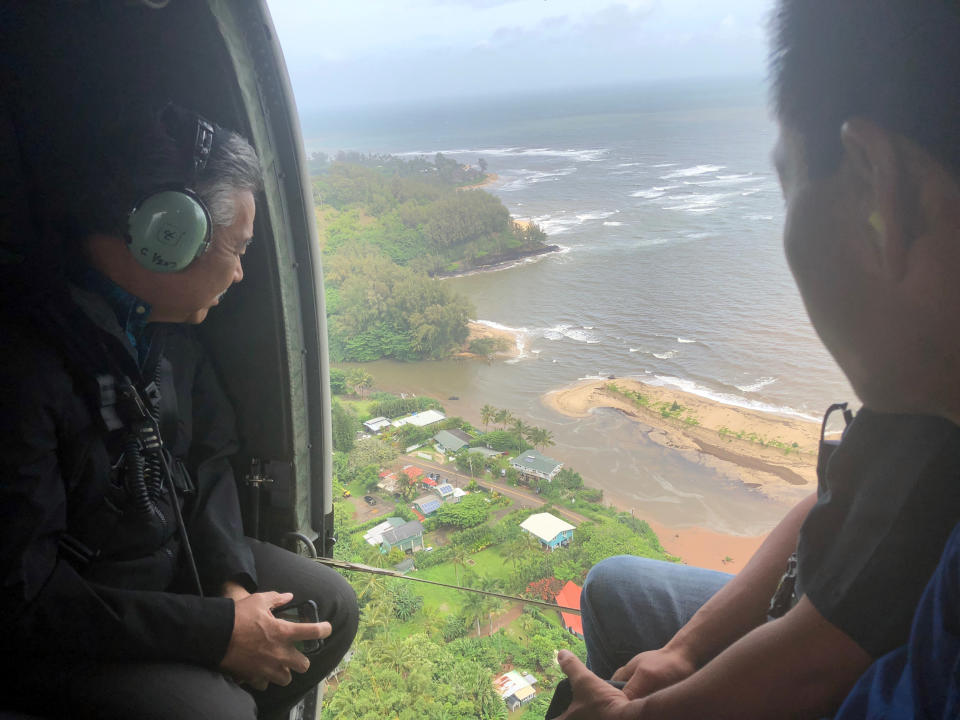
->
xmin=312 ymin=154 xmax=552 ymax=362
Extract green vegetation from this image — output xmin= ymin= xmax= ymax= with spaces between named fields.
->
xmin=331 ymin=399 xmax=359 ymax=452
xmin=325 ymin=248 xmax=474 ymax=361
xmin=368 ymin=392 xmax=444 ymax=420
xmin=467 ymin=336 xmax=510 ymax=356
xmin=314 ymin=154 xmax=550 ymax=362
xmin=604 ymin=382 xmax=701 ymax=427
xmin=717 ymin=426 xmax=803 ymax=455
xmin=325 ymin=450 xmax=675 ymax=718
xmin=323 ymin=383 xmax=683 ymax=716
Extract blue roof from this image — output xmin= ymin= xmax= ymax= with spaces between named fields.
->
xmin=435 ymin=483 xmax=454 ymax=497
xmin=416 ymin=498 xmax=442 ymax=514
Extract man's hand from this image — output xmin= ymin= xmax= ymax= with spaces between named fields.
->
xmin=611 ymin=646 xmax=697 ymax=699
xmin=220 ymin=591 xmax=332 ymax=691
xmin=557 ymin=650 xmax=644 ymax=720
xmin=221 ymin=579 xmax=251 ymax=602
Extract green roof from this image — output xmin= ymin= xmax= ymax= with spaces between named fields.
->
xmin=434 ymin=429 xmax=469 ymax=452
xmin=510 ymin=449 xmax=562 ymax=476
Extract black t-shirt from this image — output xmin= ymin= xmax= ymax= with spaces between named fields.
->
xmin=795 ymin=408 xmax=960 ymax=657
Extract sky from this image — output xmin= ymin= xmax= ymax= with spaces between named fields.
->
xmin=266 ymin=0 xmax=772 ymax=112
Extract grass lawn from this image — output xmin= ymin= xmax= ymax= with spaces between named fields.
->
xmin=465 ymin=547 xmax=515 ymax=584
xmin=336 ymin=395 xmax=376 ymax=421
xmin=345 ymin=476 xmax=368 ymax=498
xmin=410 ymin=562 xmax=463 ymax=616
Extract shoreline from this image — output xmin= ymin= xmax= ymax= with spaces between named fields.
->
xmin=455 ymin=321 xmax=525 ymax=360
xmin=542 ymin=377 xmax=820 ymax=505
xmin=456 ymin=172 xmax=499 ymax=191
xmin=647 ymin=519 xmax=766 ymax=574
xmin=434 ymin=243 xmax=562 ymax=279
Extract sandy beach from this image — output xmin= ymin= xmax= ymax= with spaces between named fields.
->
xmin=457 ymin=173 xmax=500 ymax=191
xmin=647 ymin=519 xmax=766 ymax=574
xmin=455 ymin=320 xmax=524 ymax=360
xmin=543 ymin=377 xmax=821 ymax=505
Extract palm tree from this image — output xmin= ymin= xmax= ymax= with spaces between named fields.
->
xmin=510 ymin=418 xmax=527 ymax=440
xmin=480 ymin=404 xmax=496 ymax=432
xmin=358 ymin=371 xmax=374 ymax=398
xmin=345 ymin=368 xmax=374 ymax=398
xmin=451 ymin=546 xmax=469 ymax=585
xmin=463 ymin=585 xmax=487 ymax=636
xmin=526 ymin=426 xmax=555 ymax=452
xmin=493 ymin=408 xmax=511 ymax=430
xmin=478 ymin=575 xmax=504 ymax=636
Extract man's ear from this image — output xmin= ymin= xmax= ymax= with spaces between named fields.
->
xmin=840 ymin=117 xmax=909 ymax=280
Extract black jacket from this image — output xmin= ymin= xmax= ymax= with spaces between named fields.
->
xmin=0 ymin=285 xmax=256 ymax=674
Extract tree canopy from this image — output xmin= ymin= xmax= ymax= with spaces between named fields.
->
xmin=314 ymin=154 xmax=549 ymax=362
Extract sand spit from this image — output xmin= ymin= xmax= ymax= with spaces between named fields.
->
xmin=543 ymin=377 xmax=821 ymax=504
xmin=455 ymin=321 xmax=524 ymax=360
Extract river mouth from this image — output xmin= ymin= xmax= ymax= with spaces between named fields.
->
xmin=341 ymin=358 xmax=804 ymax=536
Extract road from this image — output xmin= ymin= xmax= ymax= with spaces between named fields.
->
xmin=400 ymin=454 xmax=590 ymax=525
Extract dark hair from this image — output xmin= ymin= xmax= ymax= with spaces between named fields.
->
xmin=771 ymin=0 xmax=960 ymax=178
xmin=67 ymin=101 xmax=262 ymax=238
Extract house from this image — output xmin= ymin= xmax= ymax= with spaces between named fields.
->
xmin=391 ymin=409 xmax=446 ymax=429
xmin=413 ymin=495 xmax=442 ymax=516
xmin=520 ymin=512 xmax=576 ymax=550
xmin=452 ymin=487 xmax=468 ymax=501
xmin=363 ymin=416 xmax=392 ymax=434
xmin=401 ymin=465 xmax=424 ymax=486
xmin=363 ymin=517 xmax=406 ymax=546
xmin=433 ymin=482 xmax=455 ymax=501
xmin=447 ymin=428 xmax=473 ymax=445
xmin=493 ymin=671 xmax=538 ymax=712
xmin=433 ymin=429 xmax=469 ymax=455
xmin=376 ymin=471 xmax=401 ymax=494
xmin=380 ymin=520 xmax=424 ymax=553
xmin=554 ymin=580 xmax=584 ymax=638
xmin=510 ymin=449 xmax=563 ymax=483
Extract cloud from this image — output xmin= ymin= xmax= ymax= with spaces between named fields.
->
xmin=267 ymin=0 xmax=768 ymax=110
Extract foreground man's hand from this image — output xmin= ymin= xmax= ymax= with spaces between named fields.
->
xmin=612 ymin=646 xmax=696 ymax=699
xmin=557 ymin=650 xmax=644 ymax=720
xmin=220 ymin=591 xmax=332 ymax=691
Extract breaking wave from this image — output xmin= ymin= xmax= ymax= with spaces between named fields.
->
xmin=661 ymin=164 xmax=725 ymax=179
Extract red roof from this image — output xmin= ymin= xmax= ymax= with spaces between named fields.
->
xmin=554 ymin=580 xmax=583 ymax=637
xmin=402 ymin=465 xmax=423 ymax=480
xmin=421 ymin=476 xmax=437 ymax=487
xmin=412 ymin=508 xmax=425 ymax=521
xmin=379 ymin=470 xmax=392 ymax=478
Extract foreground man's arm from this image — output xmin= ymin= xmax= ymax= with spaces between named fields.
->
xmin=614 ymin=493 xmax=818 ymax=698
xmin=561 ymin=596 xmax=871 ymax=719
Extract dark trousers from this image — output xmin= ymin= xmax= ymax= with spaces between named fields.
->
xmin=19 ymin=541 xmax=358 ymax=720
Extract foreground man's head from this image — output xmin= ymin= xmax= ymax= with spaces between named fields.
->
xmin=771 ymin=0 xmax=960 ymax=422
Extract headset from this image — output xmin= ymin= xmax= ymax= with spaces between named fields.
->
xmin=126 ymin=106 xmax=216 ymax=273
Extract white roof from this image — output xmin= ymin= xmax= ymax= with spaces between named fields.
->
xmin=494 ymin=670 xmax=536 ymax=699
xmin=363 ymin=417 xmax=392 ymax=431
xmin=391 ymin=409 xmax=446 ymax=428
xmin=520 ymin=512 xmax=576 ymax=542
xmin=362 ymin=517 xmax=404 ymax=545
xmin=452 ymin=487 xmax=468 ymax=498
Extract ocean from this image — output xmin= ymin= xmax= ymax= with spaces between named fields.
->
xmin=302 ymin=78 xmax=856 ymax=535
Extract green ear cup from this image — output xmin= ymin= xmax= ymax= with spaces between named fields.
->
xmin=127 ymin=189 xmax=212 ymax=273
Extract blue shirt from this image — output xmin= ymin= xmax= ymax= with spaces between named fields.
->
xmin=75 ymin=267 xmax=152 ymax=366
xmin=836 ymin=521 xmax=960 ymax=718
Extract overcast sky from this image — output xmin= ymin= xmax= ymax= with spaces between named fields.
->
xmin=266 ymin=0 xmax=772 ymax=111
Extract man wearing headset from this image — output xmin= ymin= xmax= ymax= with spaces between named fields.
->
xmin=0 ymin=103 xmax=358 ymax=719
